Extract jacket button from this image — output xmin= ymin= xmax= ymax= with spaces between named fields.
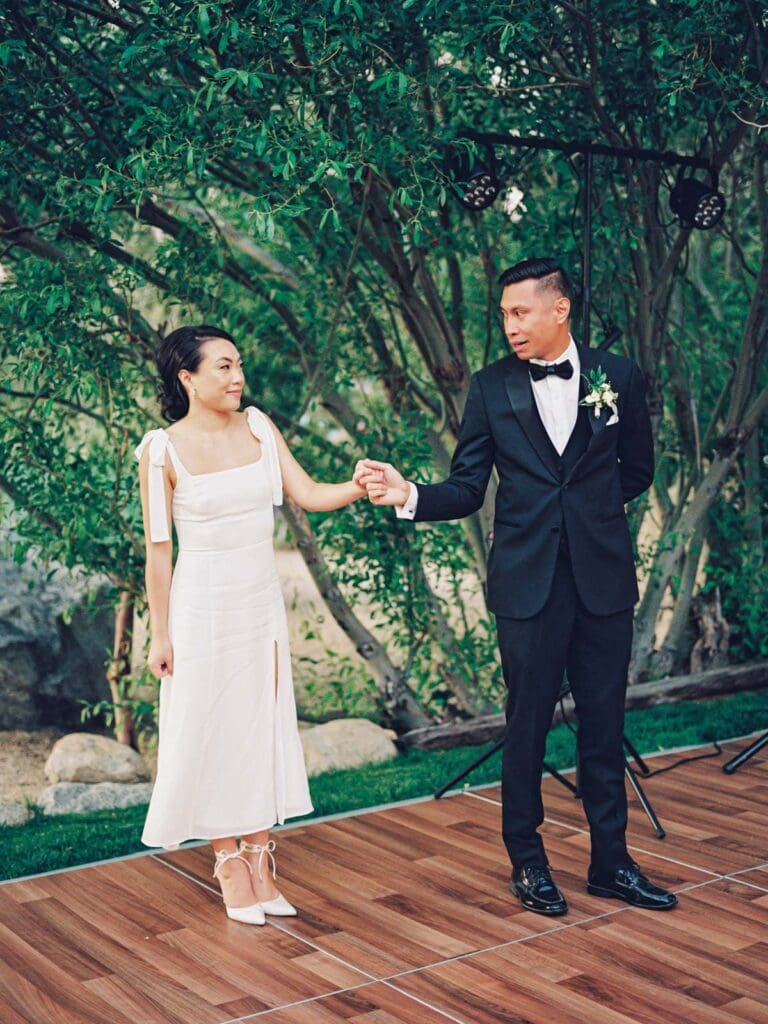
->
xmin=551 ymin=526 xmax=560 ymax=532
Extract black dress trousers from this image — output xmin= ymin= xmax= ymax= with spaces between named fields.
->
xmin=495 ymin=539 xmax=634 ymax=874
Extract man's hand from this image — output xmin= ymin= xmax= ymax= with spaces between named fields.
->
xmin=357 ymin=458 xmax=411 ymax=507
xmin=352 ymin=459 xmax=379 ymax=496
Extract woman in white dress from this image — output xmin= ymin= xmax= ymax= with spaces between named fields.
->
xmin=136 ymin=325 xmax=371 ymax=925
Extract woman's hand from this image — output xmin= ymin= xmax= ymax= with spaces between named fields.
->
xmin=352 ymin=459 xmax=382 ymax=499
xmin=148 ymin=637 xmax=174 ymax=680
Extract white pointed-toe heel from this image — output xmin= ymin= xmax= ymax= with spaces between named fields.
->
xmin=213 ymin=849 xmax=266 ymax=925
xmin=239 ymin=839 xmax=298 ymax=916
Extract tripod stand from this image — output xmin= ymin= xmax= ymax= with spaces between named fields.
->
xmin=722 ymin=730 xmax=768 ymax=774
xmin=434 ymin=703 xmax=666 ymax=839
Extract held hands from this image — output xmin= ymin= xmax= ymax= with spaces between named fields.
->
xmin=355 ymin=458 xmax=410 ymax=507
xmin=352 ymin=460 xmax=383 ymax=501
xmin=352 ymin=459 xmax=379 ymax=497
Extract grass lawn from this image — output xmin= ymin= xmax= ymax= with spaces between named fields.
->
xmin=1 ymin=689 xmax=766 ymax=883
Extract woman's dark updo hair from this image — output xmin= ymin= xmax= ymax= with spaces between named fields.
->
xmin=156 ymin=325 xmax=235 ymax=422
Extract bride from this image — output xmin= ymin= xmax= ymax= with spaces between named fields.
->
xmin=136 ymin=324 xmax=372 ymax=925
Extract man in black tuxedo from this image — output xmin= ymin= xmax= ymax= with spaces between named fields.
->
xmin=359 ymin=258 xmax=677 ymax=915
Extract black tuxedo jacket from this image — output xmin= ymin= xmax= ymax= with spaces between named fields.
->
xmin=413 ymin=344 xmax=655 ymax=619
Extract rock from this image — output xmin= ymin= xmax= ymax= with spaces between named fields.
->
xmin=0 ymin=648 xmax=37 ymax=733
xmin=0 ymin=554 xmax=113 ymax=729
xmin=45 ymin=732 xmax=150 ymax=784
xmin=300 ymin=718 xmax=398 ymax=777
xmin=38 ymin=781 xmax=153 ymax=816
xmin=0 ymin=800 xmax=31 ymax=826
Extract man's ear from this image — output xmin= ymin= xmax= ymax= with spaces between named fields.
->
xmin=554 ymin=296 xmax=571 ymax=324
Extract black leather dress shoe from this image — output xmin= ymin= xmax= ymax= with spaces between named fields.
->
xmin=587 ymin=864 xmax=678 ymax=910
xmin=510 ymin=865 xmax=568 ymax=916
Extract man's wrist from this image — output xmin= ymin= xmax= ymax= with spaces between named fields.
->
xmin=397 ymin=480 xmax=411 ymax=507
xmin=394 ymin=480 xmax=418 ymax=520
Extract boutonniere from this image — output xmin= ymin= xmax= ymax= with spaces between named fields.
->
xmin=580 ymin=366 xmax=618 ymax=418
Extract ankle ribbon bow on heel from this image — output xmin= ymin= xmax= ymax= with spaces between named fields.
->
xmin=238 ymin=840 xmax=297 ymax=916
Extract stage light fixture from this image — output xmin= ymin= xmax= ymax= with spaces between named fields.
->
xmin=669 ymin=169 xmax=725 ymax=230
xmin=446 ymin=145 xmax=500 ymax=211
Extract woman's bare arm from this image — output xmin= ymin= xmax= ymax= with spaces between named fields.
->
xmin=138 ymin=446 xmax=175 ymax=677
xmin=266 ymin=415 xmax=368 ymax=512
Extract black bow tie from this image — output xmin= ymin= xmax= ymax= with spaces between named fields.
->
xmin=529 ymin=359 xmax=573 ymax=382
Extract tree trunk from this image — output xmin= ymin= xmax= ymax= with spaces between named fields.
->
xmin=690 ymin=587 xmax=730 ymax=674
xmin=280 ymin=498 xmax=432 ymax=733
xmin=649 ymin=516 xmax=707 ymax=677
xmin=399 ymin=660 xmax=768 ymax=751
xmin=107 ymin=590 xmax=135 ymax=747
xmin=744 ymin=431 xmax=764 ymax=564
xmin=630 ymin=381 xmax=768 ymax=683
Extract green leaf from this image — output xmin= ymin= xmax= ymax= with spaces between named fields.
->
xmin=198 ymin=4 xmax=211 ymax=37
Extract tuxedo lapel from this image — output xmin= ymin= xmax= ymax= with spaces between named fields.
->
xmin=503 ymin=358 xmax=561 ymax=481
xmin=576 ymin=343 xmax=611 ymax=439
xmin=560 ymin=344 xmax=612 ymax=485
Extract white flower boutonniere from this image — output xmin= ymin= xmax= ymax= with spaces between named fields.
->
xmin=580 ymin=366 xmax=618 ymax=418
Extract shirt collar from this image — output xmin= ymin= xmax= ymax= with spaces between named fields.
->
xmin=529 ymin=334 xmax=577 ymax=367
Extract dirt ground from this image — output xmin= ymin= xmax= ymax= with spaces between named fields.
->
xmin=0 ymin=728 xmax=66 ymax=804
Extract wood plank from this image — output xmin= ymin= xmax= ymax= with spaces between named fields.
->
xmin=0 ymin=742 xmax=765 ymax=1024
xmin=732 ymin=869 xmax=768 ymax=891
xmin=157 ymin=806 xmax=619 ymax=976
xmin=725 ymin=997 xmax=768 ymax=1023
xmin=156 ymin=789 xmax=715 ymax=980
xmin=0 ymin=930 xmax=135 ymax=1024
xmin=396 ymin=880 xmax=768 ymax=1024
xmin=0 ymin=890 xmax=108 ymax=981
xmin=399 ymin=668 xmax=768 ymax=749
xmin=476 ymin=751 xmax=768 ymax=872
xmin=0 ymin=851 xmax=369 ymax=1022
xmin=83 ymin=974 xmax=188 ymax=1024
xmin=253 ymin=982 xmax=467 ymax=1022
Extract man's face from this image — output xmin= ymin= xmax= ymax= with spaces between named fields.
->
xmin=499 ymin=279 xmax=570 ymax=361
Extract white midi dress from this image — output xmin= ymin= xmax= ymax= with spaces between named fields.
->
xmin=135 ymin=406 xmax=313 ymax=849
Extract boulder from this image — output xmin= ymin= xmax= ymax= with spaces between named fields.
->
xmin=45 ymin=732 xmax=150 ymax=784
xmin=0 ymin=800 xmax=31 ymax=826
xmin=38 ymin=781 xmax=153 ymax=816
xmin=300 ymin=718 xmax=398 ymax=777
xmin=0 ymin=554 xmax=113 ymax=729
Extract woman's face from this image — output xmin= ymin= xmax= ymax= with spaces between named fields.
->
xmin=181 ymin=337 xmax=245 ymax=411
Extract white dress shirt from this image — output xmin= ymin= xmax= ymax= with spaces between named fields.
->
xmin=528 ymin=335 xmax=580 ymax=456
xmin=396 ymin=335 xmax=580 ymax=520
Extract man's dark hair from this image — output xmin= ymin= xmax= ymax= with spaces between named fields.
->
xmin=498 ymin=258 xmax=575 ymax=305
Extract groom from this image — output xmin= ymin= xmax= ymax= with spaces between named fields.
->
xmin=359 ymin=258 xmax=677 ymax=915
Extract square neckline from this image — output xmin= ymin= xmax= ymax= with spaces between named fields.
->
xmin=161 ymin=427 xmax=264 ymax=479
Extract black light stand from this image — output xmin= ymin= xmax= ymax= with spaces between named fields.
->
xmin=622 ymin=739 xmax=666 ymax=839
xmin=434 ymin=736 xmax=578 ymax=800
xmin=722 ymin=731 xmax=768 ymax=774
xmin=434 ymin=691 xmax=665 ymax=839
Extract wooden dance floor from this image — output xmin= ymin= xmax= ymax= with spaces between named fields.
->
xmin=2 ymin=738 xmax=767 ymax=1023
